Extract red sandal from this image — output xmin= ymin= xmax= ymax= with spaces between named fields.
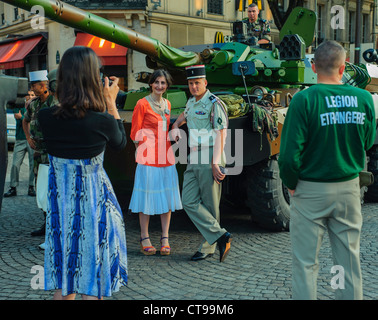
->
xmin=140 ymin=237 xmax=156 ymax=255
xmin=160 ymin=236 xmax=171 ymax=256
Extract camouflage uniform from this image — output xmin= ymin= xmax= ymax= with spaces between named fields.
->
xmin=243 ymin=17 xmax=271 ymax=42
xmin=23 ymin=95 xmax=58 ymax=176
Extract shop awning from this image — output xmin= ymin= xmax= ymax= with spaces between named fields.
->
xmin=74 ymin=33 xmax=127 ymax=66
xmin=0 ymin=35 xmax=43 ymax=70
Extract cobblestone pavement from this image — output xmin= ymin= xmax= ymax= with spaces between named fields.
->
xmin=0 ymin=150 xmax=377 ymax=301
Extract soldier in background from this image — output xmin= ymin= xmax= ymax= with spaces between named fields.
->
xmin=23 ymin=70 xmax=58 ymax=237
xmin=3 ymin=90 xmax=36 ymax=198
xmin=243 ymin=3 xmax=271 ymax=44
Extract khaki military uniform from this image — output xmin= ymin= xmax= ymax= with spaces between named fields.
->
xmin=23 ymin=95 xmax=58 ymax=175
xmin=182 ymin=90 xmax=229 ymax=254
xmin=243 ymin=17 xmax=271 ymax=42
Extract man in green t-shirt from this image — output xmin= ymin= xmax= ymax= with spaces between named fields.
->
xmin=278 ymin=40 xmax=376 ymax=300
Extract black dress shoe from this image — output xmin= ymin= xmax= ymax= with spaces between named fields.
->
xmin=217 ymin=232 xmax=232 ymax=262
xmin=28 ymin=186 xmax=36 ymax=197
xmin=191 ymin=251 xmax=213 ymax=261
xmin=4 ymin=187 xmax=17 ymax=197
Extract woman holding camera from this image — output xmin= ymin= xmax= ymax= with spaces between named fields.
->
xmin=38 ymin=46 xmax=128 ymax=300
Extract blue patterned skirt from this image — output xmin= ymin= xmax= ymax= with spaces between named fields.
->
xmin=44 ymin=152 xmax=128 ymax=298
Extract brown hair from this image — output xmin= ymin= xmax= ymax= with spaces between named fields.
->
xmin=55 ymin=46 xmax=107 ymax=119
xmin=148 ymin=69 xmax=173 ymax=92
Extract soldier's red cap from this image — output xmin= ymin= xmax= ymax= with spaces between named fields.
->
xmin=186 ymin=65 xmax=206 ymax=79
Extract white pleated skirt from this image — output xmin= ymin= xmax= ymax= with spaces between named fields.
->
xmin=129 ymin=164 xmax=183 ymax=215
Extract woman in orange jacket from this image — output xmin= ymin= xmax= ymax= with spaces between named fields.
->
xmin=129 ymin=69 xmax=182 ymax=256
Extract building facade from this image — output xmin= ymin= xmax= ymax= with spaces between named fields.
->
xmin=305 ymin=0 xmax=378 ymax=62
xmin=0 ymin=0 xmax=377 ymax=91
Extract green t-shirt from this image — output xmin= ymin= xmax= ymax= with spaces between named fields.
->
xmin=278 ymin=83 xmax=376 ymax=190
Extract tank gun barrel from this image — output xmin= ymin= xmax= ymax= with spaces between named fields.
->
xmin=0 ymin=0 xmax=202 ymax=68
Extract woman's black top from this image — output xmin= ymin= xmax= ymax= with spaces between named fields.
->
xmin=38 ymin=106 xmax=126 ymax=159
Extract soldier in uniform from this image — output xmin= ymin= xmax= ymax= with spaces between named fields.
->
xmin=3 ymin=89 xmax=36 ymax=198
xmin=171 ymin=65 xmax=232 ymax=262
xmin=243 ymin=3 xmax=271 ymax=44
xmin=23 ymin=70 xmax=58 ymax=237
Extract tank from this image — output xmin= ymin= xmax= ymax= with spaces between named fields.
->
xmin=1 ymin=0 xmax=376 ymax=230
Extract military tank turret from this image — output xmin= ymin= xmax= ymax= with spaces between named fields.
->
xmin=1 ymin=0 xmax=375 ymax=230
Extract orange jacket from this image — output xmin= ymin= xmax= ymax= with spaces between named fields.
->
xmin=130 ymin=97 xmax=175 ymax=167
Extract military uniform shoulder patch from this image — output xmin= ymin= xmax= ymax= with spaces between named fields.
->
xmin=209 ymin=94 xmax=217 ymax=104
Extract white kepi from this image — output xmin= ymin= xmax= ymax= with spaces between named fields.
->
xmin=29 ymin=70 xmax=48 ymax=83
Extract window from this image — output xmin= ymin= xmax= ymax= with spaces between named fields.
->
xmin=64 ymin=0 xmax=148 ymax=9
xmin=317 ymin=5 xmax=325 ymax=45
xmin=349 ymin=11 xmax=355 ymax=43
xmin=362 ymin=14 xmax=369 ymax=43
xmin=333 ymin=28 xmax=341 ymax=41
xmin=14 ymin=8 xmax=19 ymax=20
xmin=208 ymin=0 xmax=223 ymax=15
xmin=1 ymin=13 xmax=5 ymax=25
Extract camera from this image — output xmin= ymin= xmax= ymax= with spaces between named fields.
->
xmin=100 ymin=72 xmax=113 ymax=87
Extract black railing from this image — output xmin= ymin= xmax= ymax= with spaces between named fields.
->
xmin=64 ymin=0 xmax=148 ymax=9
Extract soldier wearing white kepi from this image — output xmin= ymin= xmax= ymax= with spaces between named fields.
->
xmin=23 ymin=70 xmax=58 ymax=238
xmin=171 ymin=65 xmax=232 ymax=262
